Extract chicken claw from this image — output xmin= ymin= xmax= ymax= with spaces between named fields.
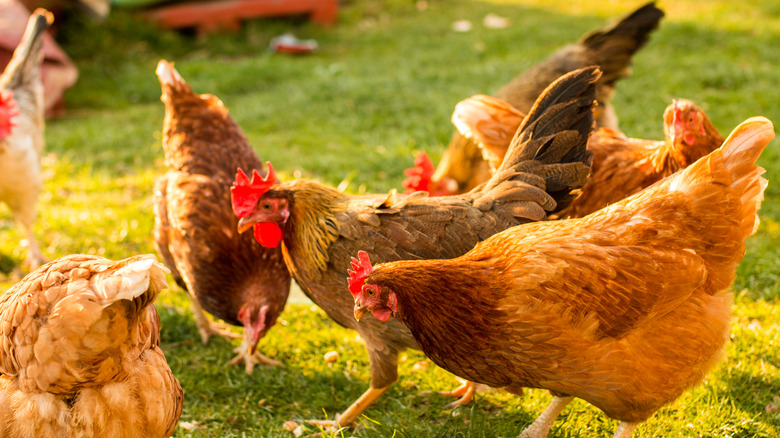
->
xmin=420 ymin=377 xmax=483 ymax=409
xmin=228 ymin=338 xmax=282 ymax=374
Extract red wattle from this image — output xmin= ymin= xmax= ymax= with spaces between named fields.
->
xmin=372 ymin=308 xmax=392 ymax=321
xmin=253 ymin=222 xmax=282 ymax=248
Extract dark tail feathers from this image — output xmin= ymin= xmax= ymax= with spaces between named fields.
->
xmin=476 ymin=67 xmax=599 ymax=215
xmin=580 ymin=2 xmax=664 ymax=88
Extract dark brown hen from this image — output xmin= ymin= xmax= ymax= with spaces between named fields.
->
xmin=153 ymin=60 xmax=291 ymax=373
xmin=232 ymin=67 xmax=599 ymax=428
xmin=426 ymin=2 xmax=664 ymax=195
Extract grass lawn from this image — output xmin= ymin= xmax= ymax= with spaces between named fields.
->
xmin=1 ymin=0 xmax=779 ymax=436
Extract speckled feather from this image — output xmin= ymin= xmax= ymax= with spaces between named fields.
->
xmin=152 ymin=61 xmax=291 ymax=330
xmin=433 ymin=2 xmax=664 ymax=194
xmin=0 ymin=254 xmax=183 ymax=437
xmin=363 ymin=117 xmax=773 ymax=424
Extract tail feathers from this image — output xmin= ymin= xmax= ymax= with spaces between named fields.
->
xmin=716 ymin=117 xmax=773 ymax=235
xmin=0 ymin=9 xmax=51 ymax=90
xmin=91 ymin=255 xmax=168 ymax=309
xmin=156 ymin=59 xmax=195 ymax=97
xmin=580 ymin=2 xmax=664 ymax=87
xmin=664 ymin=117 xmax=773 ymax=291
xmin=477 ymin=67 xmax=598 ymax=214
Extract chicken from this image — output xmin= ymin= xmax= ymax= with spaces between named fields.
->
xmin=231 ymin=67 xmax=599 ymax=428
xmin=403 ymin=2 xmax=664 ymax=195
xmin=350 ymin=117 xmax=774 ymax=438
xmin=0 ymin=254 xmax=183 ymax=437
xmin=153 ymin=60 xmax=291 ymax=373
xmin=0 ymin=9 xmax=51 ymax=269
xmin=567 ymin=98 xmax=725 ymax=216
xmin=451 ymin=95 xmax=725 ymax=217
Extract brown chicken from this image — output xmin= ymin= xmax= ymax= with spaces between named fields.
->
xmin=350 ymin=117 xmax=773 ymax=438
xmin=451 ymin=95 xmax=725 ymax=217
xmin=406 ymin=2 xmax=664 ymax=196
xmin=153 ymin=60 xmax=291 ymax=372
xmin=231 ymin=67 xmax=598 ymax=428
xmin=0 ymin=9 xmax=51 ymax=269
xmin=0 ymin=254 xmax=183 ymax=437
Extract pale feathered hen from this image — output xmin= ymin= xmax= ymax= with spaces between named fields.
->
xmin=0 ymin=8 xmax=51 ymax=268
xmin=0 ymin=254 xmax=183 ymax=438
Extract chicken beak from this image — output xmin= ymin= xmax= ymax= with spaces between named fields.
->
xmin=248 ymin=342 xmax=258 ymax=356
xmin=354 ymin=303 xmax=369 ymax=322
xmin=237 ymin=217 xmax=254 ymax=234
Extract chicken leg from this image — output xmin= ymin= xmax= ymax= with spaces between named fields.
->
xmin=613 ymin=422 xmax=639 ymax=438
xmin=20 ymin=219 xmax=45 ymax=268
xmin=188 ymin=294 xmax=241 ymax=344
xmin=519 ymin=395 xmax=573 ymax=438
xmin=306 ymin=385 xmax=391 ymax=431
xmin=228 ymin=337 xmax=282 ymax=373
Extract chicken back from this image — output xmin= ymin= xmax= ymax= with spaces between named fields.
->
xmin=0 ymin=254 xmax=183 ymax=438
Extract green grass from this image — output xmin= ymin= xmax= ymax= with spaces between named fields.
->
xmin=1 ymin=0 xmax=779 ymax=436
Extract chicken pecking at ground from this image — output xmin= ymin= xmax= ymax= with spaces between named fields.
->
xmin=0 ymin=254 xmax=183 ymax=437
xmin=451 ymin=95 xmax=725 ymax=217
xmin=153 ymin=60 xmax=291 ymax=373
xmin=404 ymin=2 xmax=664 ymax=196
xmin=350 ymin=116 xmax=773 ymax=438
xmin=230 ymin=67 xmax=599 ymax=429
xmin=0 ymin=8 xmax=51 ymax=269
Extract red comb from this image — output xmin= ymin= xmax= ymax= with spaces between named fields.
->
xmin=0 ymin=90 xmax=19 ymax=141
xmin=347 ymin=250 xmax=373 ymax=296
xmin=402 ymin=151 xmax=435 ymax=193
xmin=231 ymin=161 xmax=276 ymax=218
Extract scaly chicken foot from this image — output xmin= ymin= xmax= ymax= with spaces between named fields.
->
xmin=188 ymin=294 xmax=241 ymax=344
xmin=228 ymin=338 xmax=282 ymax=374
xmin=612 ymin=422 xmax=639 ymax=438
xmin=519 ymin=395 xmax=573 ymax=438
xmin=306 ymin=385 xmax=392 ymax=431
xmin=420 ymin=377 xmax=481 ymax=409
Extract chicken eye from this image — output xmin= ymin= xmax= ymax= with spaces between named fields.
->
xmin=262 ymin=201 xmax=272 ymax=211
xmin=367 ymin=289 xmax=375 ymax=296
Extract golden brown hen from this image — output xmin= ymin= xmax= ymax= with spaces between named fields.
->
xmin=153 ymin=60 xmax=291 ymax=373
xmin=350 ymin=117 xmax=773 ymax=438
xmin=451 ymin=95 xmax=725 ymax=217
xmin=231 ymin=67 xmax=599 ymax=429
xmin=0 ymin=254 xmax=183 ymax=437
xmin=406 ymin=2 xmax=664 ymax=196
xmin=0 ymin=9 xmax=51 ymax=269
